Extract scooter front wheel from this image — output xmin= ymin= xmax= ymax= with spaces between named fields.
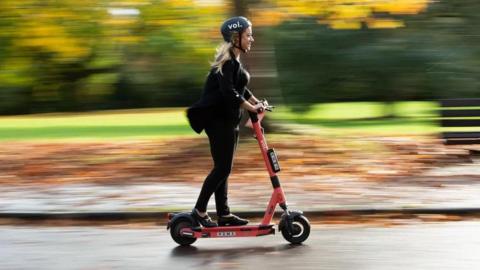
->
xmin=280 ymin=215 xmax=310 ymax=244
xmin=170 ymin=219 xmax=197 ymax=246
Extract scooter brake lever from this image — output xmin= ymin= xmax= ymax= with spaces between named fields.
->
xmin=265 ymin=106 xmax=274 ymax=112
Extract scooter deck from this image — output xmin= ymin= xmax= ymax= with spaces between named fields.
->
xmin=181 ymin=224 xmax=275 ymax=238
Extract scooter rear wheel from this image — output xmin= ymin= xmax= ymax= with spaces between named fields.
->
xmin=170 ymin=219 xmax=197 ymax=246
xmin=280 ymin=215 xmax=310 ymax=244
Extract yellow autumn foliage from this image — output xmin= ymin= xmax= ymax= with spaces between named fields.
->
xmin=366 ymin=18 xmax=405 ymax=29
xmin=102 ymin=18 xmax=139 ymax=26
xmin=256 ymin=0 xmax=432 ymax=29
xmin=329 ymin=20 xmax=362 ymax=30
xmin=330 ymin=5 xmax=371 ymax=20
xmin=15 ymin=36 xmax=90 ymax=60
xmin=372 ymin=0 xmax=430 ymax=14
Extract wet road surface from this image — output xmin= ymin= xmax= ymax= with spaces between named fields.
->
xmin=1 ymin=221 xmax=479 ymax=270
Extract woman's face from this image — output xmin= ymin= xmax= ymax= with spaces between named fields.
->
xmin=240 ymin=26 xmax=254 ymax=52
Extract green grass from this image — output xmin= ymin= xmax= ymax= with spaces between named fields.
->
xmin=270 ymin=101 xmax=441 ymax=135
xmin=0 ymin=108 xmax=194 ymax=141
xmin=0 ymin=101 xmax=465 ymax=141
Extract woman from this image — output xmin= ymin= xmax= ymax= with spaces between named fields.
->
xmin=186 ymin=16 xmax=265 ymax=227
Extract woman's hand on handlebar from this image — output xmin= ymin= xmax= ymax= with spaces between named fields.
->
xmin=253 ymin=102 xmax=266 ymax=113
xmin=259 ymin=99 xmax=274 ymax=112
xmin=241 ymin=98 xmax=272 ymax=113
xmin=241 ymin=100 xmax=264 ymax=113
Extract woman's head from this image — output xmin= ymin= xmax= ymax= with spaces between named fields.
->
xmin=211 ymin=16 xmax=254 ymax=74
xmin=220 ymin=16 xmax=253 ymax=53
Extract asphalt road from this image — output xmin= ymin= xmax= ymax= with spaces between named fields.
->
xmin=1 ymin=221 xmax=479 ymax=270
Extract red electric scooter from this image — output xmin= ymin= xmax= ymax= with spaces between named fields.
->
xmin=167 ymin=102 xmax=310 ymax=245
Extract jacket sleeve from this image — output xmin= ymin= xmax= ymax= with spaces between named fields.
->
xmin=218 ymin=61 xmax=246 ymax=107
xmin=244 ymin=87 xmax=253 ymax=101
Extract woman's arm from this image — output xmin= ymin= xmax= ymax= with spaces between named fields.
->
xmin=240 ymin=98 xmax=264 ymax=112
xmin=218 ymin=61 xmax=246 ymax=108
xmin=243 ymin=88 xmax=264 ymax=112
xmin=248 ymin=95 xmax=260 ymax=105
xmin=243 ymin=87 xmax=259 ymax=105
xmin=219 ymin=61 xmax=264 ymax=113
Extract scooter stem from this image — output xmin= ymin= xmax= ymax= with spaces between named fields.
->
xmin=248 ymin=111 xmax=276 ymax=178
xmin=248 ymin=111 xmax=288 ymax=225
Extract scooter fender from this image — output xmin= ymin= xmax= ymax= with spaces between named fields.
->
xmin=278 ymin=210 xmax=304 ymax=233
xmin=166 ymin=212 xmax=198 ymax=230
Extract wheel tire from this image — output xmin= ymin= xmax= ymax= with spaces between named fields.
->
xmin=280 ymin=215 xmax=310 ymax=244
xmin=170 ymin=219 xmax=197 ymax=246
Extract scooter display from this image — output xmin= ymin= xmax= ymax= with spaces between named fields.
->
xmin=167 ymin=103 xmax=310 ymax=245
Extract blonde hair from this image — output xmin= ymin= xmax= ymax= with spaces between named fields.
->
xmin=210 ymin=42 xmax=234 ymax=75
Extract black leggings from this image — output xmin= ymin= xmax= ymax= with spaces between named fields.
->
xmin=194 ymin=120 xmax=239 ymax=216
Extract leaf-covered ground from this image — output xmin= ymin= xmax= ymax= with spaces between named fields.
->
xmin=0 ymin=135 xmax=471 ymax=186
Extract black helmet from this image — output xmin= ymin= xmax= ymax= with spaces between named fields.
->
xmin=220 ymin=16 xmax=252 ymax=50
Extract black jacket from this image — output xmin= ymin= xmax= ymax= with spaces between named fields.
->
xmin=187 ymin=57 xmax=252 ymax=134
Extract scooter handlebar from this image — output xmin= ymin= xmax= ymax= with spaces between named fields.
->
xmin=264 ymin=105 xmax=275 ymax=112
xmin=248 ymin=101 xmax=274 ymax=122
xmin=256 ymin=99 xmax=274 ymax=113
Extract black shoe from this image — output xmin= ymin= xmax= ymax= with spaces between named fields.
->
xmin=191 ymin=209 xmax=218 ymax=227
xmin=218 ymin=214 xmax=249 ymax=226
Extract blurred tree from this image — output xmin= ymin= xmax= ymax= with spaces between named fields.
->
xmin=269 ymin=0 xmax=480 ymax=115
xmin=117 ymin=0 xmax=225 ymax=107
xmin=0 ymin=0 xmax=225 ymax=113
xmin=0 ymin=0 xmax=479 ymax=115
xmin=0 ymin=0 xmax=115 ymax=113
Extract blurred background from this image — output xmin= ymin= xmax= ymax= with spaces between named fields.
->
xmin=0 ymin=0 xmax=479 ymax=140
xmin=1 ymin=0 xmax=480 ymax=212
xmin=1 ymin=0 xmax=478 ymax=114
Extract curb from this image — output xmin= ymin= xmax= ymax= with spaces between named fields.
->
xmin=1 ymin=208 xmax=480 ymax=225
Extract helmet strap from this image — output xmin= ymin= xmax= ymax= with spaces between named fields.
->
xmin=231 ymin=32 xmax=247 ymax=53
xmin=233 ymin=44 xmax=246 ymax=53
